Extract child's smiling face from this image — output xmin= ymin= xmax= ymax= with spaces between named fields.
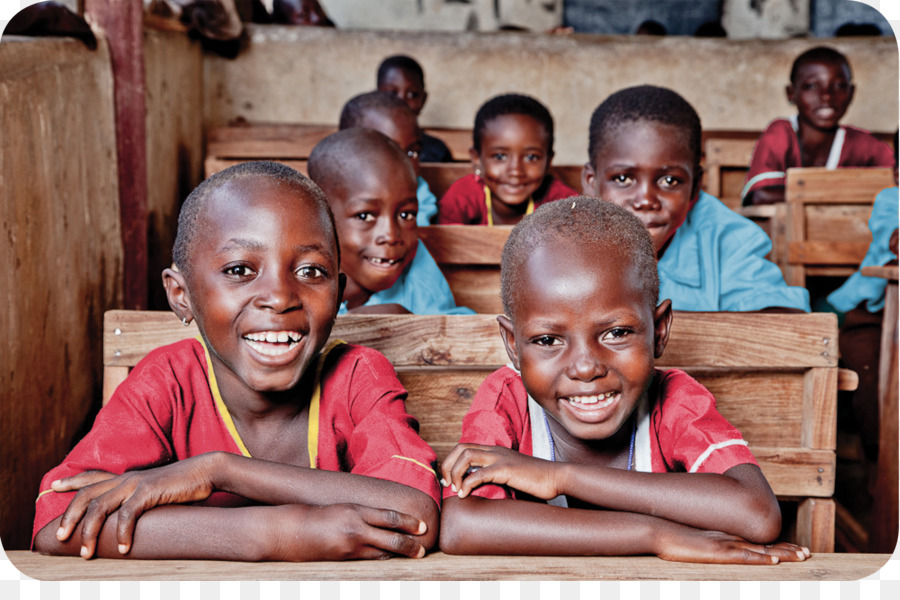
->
xmin=583 ymin=120 xmax=699 ymax=254
xmin=498 ymin=236 xmax=671 ymax=443
xmin=328 ymin=155 xmax=419 ymax=308
xmin=787 ymin=58 xmax=854 ymax=133
xmin=175 ymin=177 xmax=341 ymax=395
xmin=473 ymin=114 xmax=551 ymax=211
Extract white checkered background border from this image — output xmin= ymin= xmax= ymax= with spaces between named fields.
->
xmin=1 ymin=0 xmax=899 ymax=597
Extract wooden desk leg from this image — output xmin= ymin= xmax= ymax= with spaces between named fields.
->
xmin=871 ymin=281 xmax=898 ymax=553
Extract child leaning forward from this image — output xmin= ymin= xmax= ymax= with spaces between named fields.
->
xmin=33 ymin=161 xmax=439 ymax=561
xmin=439 ymin=197 xmax=809 ymax=564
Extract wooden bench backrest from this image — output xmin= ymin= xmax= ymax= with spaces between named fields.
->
xmin=103 ymin=310 xmax=838 ymax=497
xmin=776 ymin=167 xmax=894 ymax=287
xmin=702 ymin=134 xmax=758 ymax=211
xmin=418 ymin=225 xmax=511 ymax=314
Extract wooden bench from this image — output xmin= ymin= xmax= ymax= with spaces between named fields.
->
xmin=103 ymin=310 xmax=845 ymax=552
xmin=204 ymin=123 xmax=472 ymax=178
xmin=702 ymin=132 xmax=758 ymax=211
xmin=772 ymin=167 xmax=895 ymax=287
xmin=418 ymin=225 xmax=510 ymax=314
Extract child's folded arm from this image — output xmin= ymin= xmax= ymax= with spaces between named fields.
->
xmin=53 ymin=451 xmax=439 ymax=557
xmin=443 ymin=444 xmax=780 ymax=544
xmin=440 ymin=496 xmax=801 ymax=564
xmin=37 ymin=502 xmax=428 ymax=561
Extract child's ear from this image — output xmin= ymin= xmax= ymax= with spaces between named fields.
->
xmin=497 ymin=315 xmax=521 ymax=370
xmin=785 ymin=84 xmax=795 ymax=104
xmin=582 ymin=162 xmax=599 ymax=197
xmin=652 ymin=299 xmax=673 ymax=358
xmin=469 ymin=147 xmax=482 ymax=176
xmin=162 ymin=266 xmax=194 ymax=325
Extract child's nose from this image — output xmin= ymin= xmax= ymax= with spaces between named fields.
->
xmin=631 ymin=180 xmax=659 ymax=211
xmin=375 ymin=216 xmax=402 ymax=244
xmin=566 ymin=343 xmax=606 ymax=381
xmin=255 ymin=271 xmax=301 ymax=312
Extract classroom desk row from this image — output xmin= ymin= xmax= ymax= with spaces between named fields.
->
xmin=6 ymin=550 xmax=893 ymax=581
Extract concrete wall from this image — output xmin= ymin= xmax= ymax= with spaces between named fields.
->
xmin=0 ymin=36 xmax=124 ymax=549
xmin=205 ymin=26 xmax=898 ymax=165
xmin=144 ymin=27 xmax=205 ymax=310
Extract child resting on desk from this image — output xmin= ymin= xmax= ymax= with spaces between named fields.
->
xmin=741 ymin=46 xmax=894 ymax=206
xmin=308 ymin=127 xmax=473 ymax=315
xmin=437 ymin=93 xmax=576 ymax=226
xmin=339 ymin=90 xmax=439 ymax=226
xmin=33 ymin=161 xmax=440 ymax=561
xmin=376 ymin=54 xmax=453 ymax=163
xmin=582 ymin=85 xmax=810 ymax=312
xmin=439 ymin=197 xmax=810 ymax=564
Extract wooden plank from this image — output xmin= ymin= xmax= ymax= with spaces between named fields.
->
xmin=103 ymin=311 xmax=839 ymax=370
xmin=802 ymin=368 xmax=837 ymax=451
xmin=788 ymin=241 xmax=870 ymax=266
xmin=204 ymin=157 xmax=308 ymax=178
xmin=85 ymin=0 xmax=148 ymax=309
xmin=441 ymin=267 xmax=504 ymax=315
xmin=418 ymin=226 xmax=511 ymax=264
xmin=805 ymin=205 xmax=873 ymax=242
xmin=6 ymin=550 xmax=888 ymax=581
xmin=207 ymin=123 xmax=336 ymax=159
xmin=796 ymin=498 xmax=836 ymax=553
xmin=753 ymin=448 xmax=835 ymax=497
xmin=419 ymin=163 xmax=471 ymax=199
xmin=786 ymin=167 xmax=894 ymax=204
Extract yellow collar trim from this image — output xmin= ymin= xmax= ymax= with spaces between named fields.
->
xmin=200 ymin=336 xmax=252 ymax=458
xmin=484 ymin=184 xmax=534 ymax=226
xmin=200 ymin=337 xmax=345 ymax=465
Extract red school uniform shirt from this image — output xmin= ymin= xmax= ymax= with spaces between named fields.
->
xmin=741 ymin=116 xmax=894 ymax=204
xmin=33 ymin=338 xmax=440 ymax=543
xmin=437 ymin=173 xmax=577 ymax=225
xmin=444 ymin=366 xmax=757 ymax=500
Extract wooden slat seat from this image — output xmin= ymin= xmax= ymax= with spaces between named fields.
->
xmin=102 ymin=310 xmax=843 ymax=552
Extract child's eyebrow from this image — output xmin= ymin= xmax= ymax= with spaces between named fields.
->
xmin=217 ymin=239 xmax=332 ymax=257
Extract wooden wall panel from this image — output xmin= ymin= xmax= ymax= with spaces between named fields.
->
xmin=143 ymin=28 xmax=205 ymax=310
xmin=0 ymin=38 xmax=124 ymax=549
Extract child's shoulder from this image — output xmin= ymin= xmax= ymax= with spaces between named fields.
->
xmin=130 ymin=337 xmax=207 ymax=379
xmin=537 ymin=175 xmax=578 ymax=204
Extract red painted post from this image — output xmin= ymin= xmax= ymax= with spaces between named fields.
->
xmin=85 ymin=0 xmax=148 ymax=309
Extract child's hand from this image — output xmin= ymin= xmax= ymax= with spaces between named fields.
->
xmin=889 ymin=228 xmax=898 ymax=256
xmin=55 ymin=454 xmax=218 ymax=559
xmin=441 ymin=444 xmax=562 ymax=500
xmin=272 ymin=503 xmax=428 ymax=561
xmin=654 ymin=524 xmax=810 ymax=564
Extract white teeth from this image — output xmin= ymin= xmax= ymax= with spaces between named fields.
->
xmin=369 ymin=257 xmax=400 ymax=266
xmin=566 ymin=392 xmax=617 ymax=408
xmin=243 ymin=331 xmax=304 ymax=355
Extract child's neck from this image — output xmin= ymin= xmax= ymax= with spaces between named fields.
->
xmin=797 ymin=122 xmax=838 ymax=167
xmin=341 ymin=277 xmax=374 ymax=309
xmin=546 ymin=413 xmax=636 ymax=469
xmin=490 ymin=194 xmax=532 ymax=226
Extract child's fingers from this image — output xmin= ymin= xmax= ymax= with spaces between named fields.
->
xmin=51 ymin=470 xmax=116 ymax=493
xmin=445 ymin=446 xmax=493 ymax=493
xmin=56 ymin=478 xmax=122 ymax=542
xmin=439 ymin=443 xmax=475 ymax=484
xmin=358 ymin=508 xmax=426 ymax=558
xmin=78 ymin=489 xmax=132 ymax=559
xmin=760 ymin=542 xmax=810 ymax=562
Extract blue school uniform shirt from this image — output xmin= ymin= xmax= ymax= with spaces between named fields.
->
xmin=827 ymin=186 xmax=899 ymax=313
xmin=658 ymin=191 xmax=810 ymax=312
xmin=417 ymin=176 xmax=437 ymax=226
xmin=338 ymin=240 xmax=475 ymax=315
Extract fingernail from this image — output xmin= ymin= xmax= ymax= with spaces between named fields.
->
xmin=771 ymin=556 xmax=778 ymax=564
xmin=418 ymin=521 xmax=427 ymax=535
xmin=118 ymin=544 xmax=129 ymax=555
xmin=51 ymin=480 xmax=61 ymax=487
xmin=80 ymin=546 xmax=89 ymax=559
xmin=56 ymin=527 xmax=65 ymax=540
xmin=451 ymin=484 xmax=457 ymax=493
xmin=803 ymin=547 xmax=810 ymax=557
xmin=416 ymin=545 xmax=426 ymax=559
xmin=458 ymin=489 xmax=465 ymax=498
xmin=797 ymin=550 xmax=805 ymax=559
xmin=440 ymin=478 xmax=448 ymax=487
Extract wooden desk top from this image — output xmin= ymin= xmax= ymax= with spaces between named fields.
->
xmin=5 ymin=550 xmax=891 ymax=581
xmin=861 ymin=265 xmax=899 ymax=281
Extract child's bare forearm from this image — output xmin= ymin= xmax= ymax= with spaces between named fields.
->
xmin=557 ymin=463 xmax=781 ymax=543
xmin=212 ymin=452 xmax=439 ymax=546
xmin=439 ymin=496 xmax=658 ymax=556
xmin=36 ymin=506 xmax=279 ymax=561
